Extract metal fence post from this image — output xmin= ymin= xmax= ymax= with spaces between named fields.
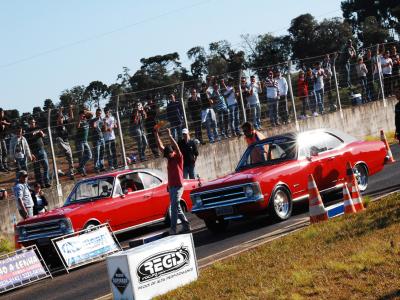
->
xmin=287 ymin=61 xmax=299 ymax=131
xmin=376 ymin=44 xmax=387 ymax=107
xmin=180 ymin=82 xmax=189 ymax=130
xmin=47 ymin=109 xmax=63 ymax=201
xmin=332 ymin=53 xmax=344 ymax=119
xmin=116 ymin=95 xmax=128 ymax=169
xmin=238 ymin=69 xmax=247 ymax=122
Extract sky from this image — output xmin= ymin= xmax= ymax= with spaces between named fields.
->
xmin=0 ymin=0 xmax=343 ymax=113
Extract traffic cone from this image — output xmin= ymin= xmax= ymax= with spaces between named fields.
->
xmin=345 ymin=162 xmax=365 ymax=212
xmin=308 ymin=174 xmax=328 ymax=223
xmin=343 ymin=183 xmax=356 ymax=214
xmin=380 ymin=129 xmax=395 ymax=163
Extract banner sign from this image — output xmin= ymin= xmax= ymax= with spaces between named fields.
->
xmin=54 ymin=225 xmax=120 ymax=269
xmin=107 ymin=233 xmax=198 ymax=300
xmin=0 ymin=247 xmax=50 ymax=293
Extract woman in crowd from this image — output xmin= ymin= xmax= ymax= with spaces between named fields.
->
xmin=31 ymin=183 xmax=48 ymax=215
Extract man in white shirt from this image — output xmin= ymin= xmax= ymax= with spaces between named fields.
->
xmin=381 ymin=51 xmax=393 ymax=97
xmin=13 ymin=170 xmax=34 ymax=219
xmin=247 ymin=76 xmax=262 ymax=130
xmin=222 ymin=78 xmax=241 ymax=136
xmin=274 ymin=70 xmax=289 ymax=124
xmin=264 ymin=71 xmax=280 ymax=126
xmin=312 ymin=62 xmax=327 ymax=116
xmin=104 ymin=108 xmax=118 ymax=170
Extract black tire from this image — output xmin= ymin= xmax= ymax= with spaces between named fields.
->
xmin=204 ymin=218 xmax=229 ymax=233
xmin=353 ymin=163 xmax=368 ymax=192
xmin=268 ymin=187 xmax=293 ymax=221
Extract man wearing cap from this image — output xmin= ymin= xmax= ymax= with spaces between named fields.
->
xmin=26 ymin=118 xmax=50 ymax=188
xmin=0 ymin=108 xmax=11 ymax=172
xmin=178 ymin=128 xmax=199 ymax=179
xmin=13 ymin=170 xmax=34 ymax=219
xmin=155 ymin=127 xmax=190 ymax=235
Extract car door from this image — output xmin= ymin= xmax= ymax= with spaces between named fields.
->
xmin=320 ymin=132 xmax=346 ymax=188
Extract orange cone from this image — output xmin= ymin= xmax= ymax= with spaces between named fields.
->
xmin=345 ymin=162 xmax=365 ymax=212
xmin=308 ymin=174 xmax=328 ymax=223
xmin=380 ymin=129 xmax=395 ymax=163
xmin=343 ymin=183 xmax=356 ymax=214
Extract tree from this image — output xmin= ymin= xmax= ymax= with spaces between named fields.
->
xmin=187 ymin=46 xmax=207 ymax=79
xmin=360 ymin=16 xmax=390 ymax=47
xmin=59 ymin=85 xmax=86 ymax=108
xmin=84 ymin=81 xmax=109 ymax=109
xmin=43 ymin=98 xmax=55 ymax=112
xmin=288 ymin=14 xmax=319 ymax=60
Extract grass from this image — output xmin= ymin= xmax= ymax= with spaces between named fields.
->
xmin=158 ymin=193 xmax=400 ymax=300
xmin=365 ymin=130 xmax=397 ymax=145
xmin=0 ymin=236 xmax=14 ymax=256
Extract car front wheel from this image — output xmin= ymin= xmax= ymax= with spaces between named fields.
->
xmin=268 ymin=187 xmax=293 ymax=221
xmin=354 ymin=164 xmax=368 ymax=192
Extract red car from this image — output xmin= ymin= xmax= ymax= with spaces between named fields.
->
xmin=190 ymin=129 xmax=388 ymax=232
xmin=16 ymin=168 xmax=200 ymax=248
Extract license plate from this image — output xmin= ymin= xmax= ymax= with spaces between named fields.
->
xmin=215 ymin=206 xmax=234 ymax=216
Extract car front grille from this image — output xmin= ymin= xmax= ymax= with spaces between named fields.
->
xmin=200 ymin=186 xmax=247 ymax=206
xmin=18 ymin=219 xmax=70 ymax=242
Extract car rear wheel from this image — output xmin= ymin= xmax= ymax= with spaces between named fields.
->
xmin=204 ymin=218 xmax=228 ymax=233
xmin=354 ymin=164 xmax=368 ymax=192
xmin=269 ymin=187 xmax=292 ymax=221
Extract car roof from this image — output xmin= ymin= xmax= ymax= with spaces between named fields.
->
xmin=83 ymin=168 xmax=166 ymax=181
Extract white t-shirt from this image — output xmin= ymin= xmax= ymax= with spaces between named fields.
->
xmin=224 ymin=86 xmax=237 ymax=107
xmin=246 ymin=83 xmax=260 ymax=105
xmin=381 ymin=57 xmax=393 ymax=75
xmin=312 ymin=69 xmax=325 ymax=91
xmin=276 ymin=77 xmax=288 ymax=96
xmin=103 ymin=116 xmax=116 ymax=141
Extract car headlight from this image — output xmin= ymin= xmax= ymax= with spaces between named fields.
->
xmin=191 ymin=194 xmax=202 ymax=206
xmin=59 ymin=219 xmax=70 ymax=232
xmin=244 ymin=183 xmax=262 ymax=199
xmin=19 ymin=227 xmax=27 ymax=236
xmin=244 ymin=185 xmax=254 ymax=198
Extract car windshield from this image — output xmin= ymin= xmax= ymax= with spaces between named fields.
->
xmin=236 ymin=137 xmax=297 ymax=170
xmin=64 ymin=177 xmax=115 ymax=206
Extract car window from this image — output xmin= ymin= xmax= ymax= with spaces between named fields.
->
xmin=298 ymin=132 xmax=327 ymax=157
xmin=324 ymin=133 xmax=343 ymax=150
xmin=119 ymin=173 xmax=145 ymax=193
xmin=66 ymin=177 xmax=114 ymax=204
xmin=139 ymin=172 xmax=162 ymax=189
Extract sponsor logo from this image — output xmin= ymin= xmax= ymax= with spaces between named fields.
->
xmin=136 ymin=245 xmax=190 ymax=283
xmin=112 ymin=268 xmax=129 ymax=294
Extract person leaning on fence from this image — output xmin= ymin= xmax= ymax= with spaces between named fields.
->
xmin=143 ymin=97 xmax=160 ymax=158
xmin=91 ymin=108 xmax=106 ymax=173
xmin=312 ymin=62 xmax=326 ymax=115
xmin=297 ymin=70 xmax=310 ymax=120
xmin=0 ymin=108 xmax=11 ymax=172
xmin=200 ymin=83 xmax=219 ymax=143
xmin=211 ymin=82 xmax=229 ymax=139
xmin=355 ymin=57 xmax=370 ymax=103
xmin=9 ymin=126 xmax=33 ymax=175
xmin=187 ymin=88 xmax=204 ymax=144
xmin=103 ymin=107 xmax=119 ymax=169
xmin=222 ymin=78 xmax=241 ymax=136
xmin=56 ymin=105 xmax=75 ymax=179
xmin=76 ymin=110 xmax=93 ymax=177
xmin=247 ymin=75 xmax=262 ymax=130
xmin=166 ymin=94 xmax=184 ymax=142
xmin=13 ymin=170 xmax=34 ymax=219
xmin=265 ymin=71 xmax=280 ymax=126
xmin=26 ymin=118 xmax=51 ymax=188
xmin=131 ymin=102 xmax=148 ymax=162
xmin=274 ymin=69 xmax=289 ymax=124
xmin=154 ymin=127 xmax=191 ymax=235
xmin=31 ymin=182 xmax=48 ymax=215
xmin=381 ymin=50 xmax=394 ymax=97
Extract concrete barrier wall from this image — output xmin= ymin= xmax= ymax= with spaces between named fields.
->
xmin=0 ymin=98 xmax=396 ymax=235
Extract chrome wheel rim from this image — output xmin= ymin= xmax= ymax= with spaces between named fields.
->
xmin=354 ymin=165 xmax=368 ymax=192
xmin=273 ymin=190 xmax=290 ymax=218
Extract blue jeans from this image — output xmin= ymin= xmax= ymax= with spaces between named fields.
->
xmin=314 ymin=89 xmax=324 ymax=113
xmin=93 ymin=138 xmax=105 ymax=170
xmin=183 ymin=164 xmax=195 ymax=179
xmin=170 ymin=125 xmax=182 ymax=142
xmin=105 ymin=139 xmax=118 ymax=168
xmin=267 ymin=98 xmax=279 ymax=125
xmin=227 ymin=104 xmax=240 ymax=134
xmin=309 ymin=91 xmax=317 ymax=113
xmin=203 ymin=110 xmax=218 ymax=143
xmin=133 ymin=128 xmax=148 ymax=160
xmin=359 ymin=76 xmax=370 ymax=102
xmin=77 ymin=141 xmax=92 ymax=172
xmin=343 ymin=62 xmax=351 ymax=87
xmin=216 ymin=109 xmax=228 ymax=137
xmin=15 ymin=157 xmax=27 ymax=174
xmin=249 ymin=103 xmax=261 ymax=129
xmin=168 ymin=186 xmax=189 ymax=232
xmin=33 ymin=149 xmax=50 ymax=185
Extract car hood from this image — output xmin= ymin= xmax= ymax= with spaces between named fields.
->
xmin=17 ymin=203 xmax=87 ymax=226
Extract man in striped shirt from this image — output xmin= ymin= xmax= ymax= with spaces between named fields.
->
xmin=265 ymin=71 xmax=280 ymax=126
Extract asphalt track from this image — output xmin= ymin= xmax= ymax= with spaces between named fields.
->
xmin=3 ymin=144 xmax=400 ymax=300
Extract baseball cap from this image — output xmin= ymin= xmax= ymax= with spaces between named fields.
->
xmin=18 ymin=170 xmax=28 ymax=178
xmin=182 ymin=128 xmax=189 ymax=134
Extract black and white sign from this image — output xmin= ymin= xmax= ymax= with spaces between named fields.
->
xmin=107 ymin=234 xmax=198 ymax=300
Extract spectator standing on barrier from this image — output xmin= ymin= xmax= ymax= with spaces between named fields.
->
xmin=13 ymin=170 xmax=34 ymax=219
xmin=297 ymin=70 xmax=310 ymax=120
xmin=31 ymin=183 xmax=48 ymax=215
xmin=222 ymin=78 xmax=241 ymax=136
xmin=91 ymin=108 xmax=106 ymax=173
xmin=131 ymin=102 xmax=148 ymax=162
xmin=356 ymin=57 xmax=370 ymax=103
xmin=391 ymin=46 xmax=400 ymax=89
xmin=265 ymin=71 xmax=280 ymax=126
xmin=381 ymin=51 xmax=393 ymax=97
xmin=274 ymin=70 xmax=289 ymax=124
xmin=26 ymin=118 xmax=50 ymax=188
xmin=312 ymin=62 xmax=326 ymax=115
xmin=211 ymin=83 xmax=229 ymax=139
xmin=9 ymin=127 xmax=32 ymax=174
xmin=166 ymin=94 xmax=184 ymax=141
xmin=154 ymin=127 xmax=191 ymax=235
xmin=247 ymin=75 xmax=262 ymax=130
xmin=322 ymin=54 xmax=337 ymax=111
xmin=56 ymin=105 xmax=75 ymax=179
xmin=103 ymin=107 xmax=119 ymax=169
xmin=340 ymin=39 xmax=356 ymax=88
xmin=0 ymin=108 xmax=11 ymax=172
xmin=144 ymin=97 xmax=160 ymax=158
xmin=178 ymin=128 xmax=199 ymax=179
xmin=187 ymin=88 xmax=204 ymax=144
xmin=200 ymin=83 xmax=218 ymax=143
xmin=306 ymin=68 xmax=318 ymax=117
xmin=76 ymin=110 xmax=92 ymax=176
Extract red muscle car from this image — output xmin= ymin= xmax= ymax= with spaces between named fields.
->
xmin=190 ymin=129 xmax=388 ymax=232
xmin=16 ymin=168 xmax=200 ymax=248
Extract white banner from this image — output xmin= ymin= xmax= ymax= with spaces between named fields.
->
xmin=55 ymin=226 xmax=119 ymax=268
xmin=107 ymin=234 xmax=198 ymax=300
